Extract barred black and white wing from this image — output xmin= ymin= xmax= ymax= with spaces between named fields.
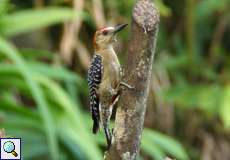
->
xmin=87 ymin=54 xmax=103 ymax=134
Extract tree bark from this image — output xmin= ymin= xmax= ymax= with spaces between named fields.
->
xmin=104 ymin=0 xmax=159 ymax=159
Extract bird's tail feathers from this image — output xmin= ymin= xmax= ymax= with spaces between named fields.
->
xmin=92 ymin=118 xmax=100 ymax=134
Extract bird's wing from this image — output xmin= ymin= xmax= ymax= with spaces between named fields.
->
xmin=87 ymin=54 xmax=103 ymax=134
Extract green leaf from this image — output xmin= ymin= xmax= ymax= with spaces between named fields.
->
xmin=59 ymin=133 xmax=86 ymax=160
xmin=196 ymin=0 xmax=229 ymax=21
xmin=1 ymin=113 xmax=42 ymax=131
xmin=36 ymin=76 xmax=103 ymax=160
xmin=143 ymin=129 xmax=189 ymax=160
xmin=142 ymin=135 xmax=165 ymax=160
xmin=164 ymin=84 xmax=222 ymax=114
xmin=5 ymin=129 xmax=48 ymax=159
xmin=220 ymin=85 xmax=230 ymax=128
xmin=0 ymin=0 xmax=10 ymax=16
xmin=0 ymin=37 xmax=59 ymax=160
xmin=23 ymin=140 xmax=49 ymax=159
xmin=0 ymin=62 xmax=83 ymax=83
xmin=0 ymin=76 xmax=29 ymax=93
xmin=0 ymin=7 xmax=84 ymax=36
xmin=154 ymin=0 xmax=172 ymax=17
xmin=19 ymin=48 xmax=54 ymax=60
xmin=0 ymin=98 xmax=39 ymax=119
xmin=28 ymin=62 xmax=83 ymax=83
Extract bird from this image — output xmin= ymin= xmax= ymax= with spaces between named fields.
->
xmin=87 ymin=24 xmax=132 ymax=149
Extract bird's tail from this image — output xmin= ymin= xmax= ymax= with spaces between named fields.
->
xmin=93 ymin=119 xmax=100 ymax=134
xmin=91 ymin=94 xmax=100 ymax=134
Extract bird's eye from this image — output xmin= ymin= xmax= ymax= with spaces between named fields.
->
xmin=102 ymin=30 xmax=108 ymax=35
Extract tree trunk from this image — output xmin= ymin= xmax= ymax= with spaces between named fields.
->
xmin=104 ymin=0 xmax=159 ymax=159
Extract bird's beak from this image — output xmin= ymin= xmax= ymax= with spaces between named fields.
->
xmin=113 ymin=24 xmax=128 ymax=34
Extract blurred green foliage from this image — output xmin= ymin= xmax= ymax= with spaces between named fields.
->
xmin=0 ymin=0 xmax=229 ymax=159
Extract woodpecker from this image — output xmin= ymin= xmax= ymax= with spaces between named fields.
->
xmin=87 ymin=24 xmax=132 ymax=148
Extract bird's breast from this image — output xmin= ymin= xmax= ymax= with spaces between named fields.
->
xmin=103 ymin=60 xmax=121 ymax=87
xmin=97 ymin=47 xmax=122 ymax=89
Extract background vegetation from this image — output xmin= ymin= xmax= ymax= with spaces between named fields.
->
xmin=0 ymin=0 xmax=229 ymax=159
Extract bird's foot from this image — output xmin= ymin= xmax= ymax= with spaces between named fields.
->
xmin=104 ymin=127 xmax=112 ymax=150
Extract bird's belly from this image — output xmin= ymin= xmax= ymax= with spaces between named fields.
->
xmin=103 ymin=62 xmax=121 ymax=88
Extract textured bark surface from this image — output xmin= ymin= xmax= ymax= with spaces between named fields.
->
xmin=104 ymin=0 xmax=159 ymax=159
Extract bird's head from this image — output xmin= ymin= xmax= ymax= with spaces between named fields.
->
xmin=93 ymin=24 xmax=128 ymax=51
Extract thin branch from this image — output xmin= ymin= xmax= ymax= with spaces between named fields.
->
xmin=92 ymin=0 xmax=106 ymax=28
xmin=208 ymin=14 xmax=229 ymax=62
xmin=104 ymin=0 xmax=159 ymax=159
xmin=185 ymin=0 xmax=195 ymax=59
xmin=59 ymin=0 xmax=90 ymax=68
xmin=75 ymin=40 xmax=90 ymax=70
